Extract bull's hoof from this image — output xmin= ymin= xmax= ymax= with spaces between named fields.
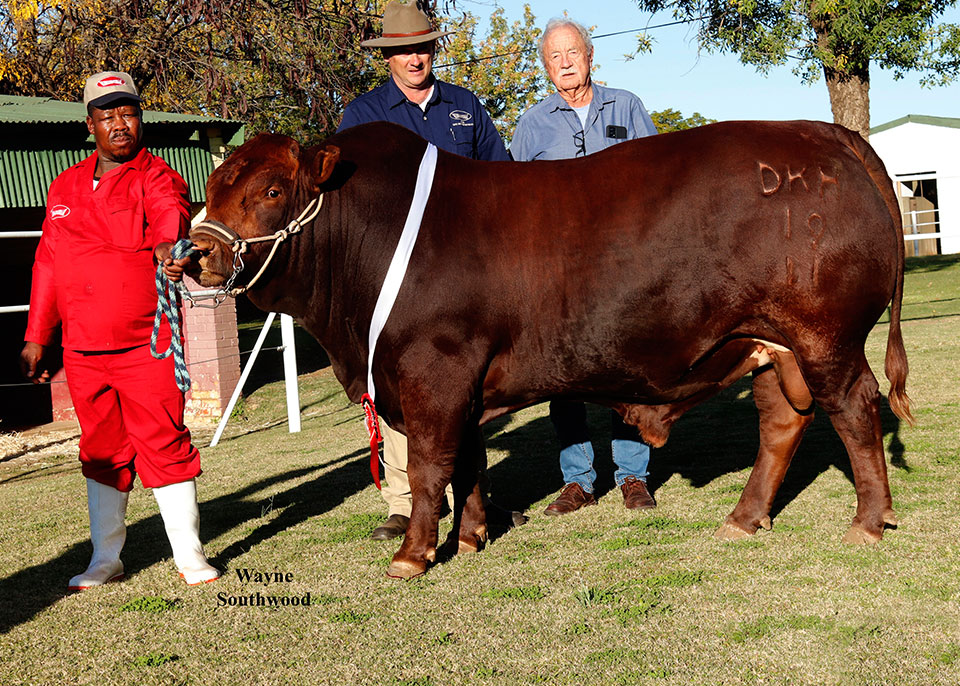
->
xmin=759 ymin=516 xmax=772 ymax=531
xmin=386 ymin=558 xmax=427 ymax=580
xmin=883 ymin=509 xmax=899 ymax=527
xmin=458 ymin=525 xmax=489 ymax=554
xmin=714 ymin=517 xmax=756 ymax=541
xmin=842 ymin=524 xmax=882 ymax=545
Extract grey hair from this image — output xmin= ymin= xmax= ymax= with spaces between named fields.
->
xmin=538 ymin=17 xmax=593 ymax=69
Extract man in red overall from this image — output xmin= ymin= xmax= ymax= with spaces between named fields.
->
xmin=19 ymin=71 xmax=220 ymax=589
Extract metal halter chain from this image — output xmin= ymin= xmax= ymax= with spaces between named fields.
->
xmin=189 ymin=194 xmax=324 ymax=300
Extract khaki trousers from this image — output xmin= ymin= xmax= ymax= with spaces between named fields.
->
xmin=380 ymin=423 xmax=456 ymax=518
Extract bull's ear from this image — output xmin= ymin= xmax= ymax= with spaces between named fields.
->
xmin=312 ymin=145 xmax=340 ymax=191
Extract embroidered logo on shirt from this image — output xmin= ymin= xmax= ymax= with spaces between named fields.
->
xmin=97 ymin=76 xmax=125 ymax=88
xmin=50 ymin=205 xmax=71 ymax=220
xmin=450 ymin=110 xmax=473 ymax=127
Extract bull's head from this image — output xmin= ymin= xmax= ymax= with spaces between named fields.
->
xmin=189 ymin=133 xmax=339 ymax=291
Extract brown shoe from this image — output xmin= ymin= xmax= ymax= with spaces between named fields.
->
xmin=544 ymin=483 xmax=597 ymax=516
xmin=370 ymin=514 xmax=409 ymax=541
xmin=621 ymin=477 xmax=657 ymax=510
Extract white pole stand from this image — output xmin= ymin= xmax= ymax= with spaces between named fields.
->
xmin=280 ymin=313 xmax=301 ymax=434
xmin=208 ymin=312 xmax=303 ymax=447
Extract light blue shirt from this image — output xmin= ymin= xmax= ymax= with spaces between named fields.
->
xmin=510 ymin=83 xmax=657 ymax=161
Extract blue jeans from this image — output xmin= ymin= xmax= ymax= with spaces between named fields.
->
xmin=550 ymin=400 xmax=651 ymax=494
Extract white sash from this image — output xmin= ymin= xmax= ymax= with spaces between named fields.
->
xmin=366 ymin=143 xmax=438 ymax=402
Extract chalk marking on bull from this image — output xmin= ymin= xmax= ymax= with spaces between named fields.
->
xmin=787 ymin=167 xmax=808 ymax=191
xmin=808 ymin=213 xmax=825 ymax=249
xmin=759 ymin=162 xmax=782 ymax=196
xmin=819 ymin=168 xmax=838 ymax=197
xmin=784 ymin=207 xmax=792 ymax=239
xmin=786 ymin=256 xmax=796 ymax=285
xmin=362 ymin=143 xmax=438 ymax=488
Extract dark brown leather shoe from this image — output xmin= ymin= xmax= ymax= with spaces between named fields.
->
xmin=621 ymin=477 xmax=657 ymax=510
xmin=370 ymin=514 xmax=409 ymax=541
xmin=544 ymin=483 xmax=596 ymax=516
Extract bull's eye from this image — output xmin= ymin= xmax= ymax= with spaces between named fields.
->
xmin=267 ymin=189 xmax=281 ymax=199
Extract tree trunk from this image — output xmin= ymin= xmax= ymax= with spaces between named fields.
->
xmin=824 ymin=68 xmax=870 ymax=140
xmin=812 ymin=17 xmax=871 ymax=140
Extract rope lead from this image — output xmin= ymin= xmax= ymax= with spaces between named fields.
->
xmin=151 ymin=238 xmax=195 ymax=392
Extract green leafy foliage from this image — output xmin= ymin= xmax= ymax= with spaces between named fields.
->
xmin=119 ymin=596 xmax=177 ymax=613
xmin=650 ymin=107 xmax=717 ymax=132
xmin=131 ymin=652 xmax=178 ymax=667
xmin=480 ymin=585 xmax=545 ymax=600
xmin=316 ymin=512 xmax=385 ymax=543
xmin=330 ymin=609 xmax=372 ymax=623
xmin=0 ymin=1 xmax=546 ymax=144
xmin=635 ymin=0 xmax=960 ymax=134
xmin=437 ymin=4 xmax=548 ymax=141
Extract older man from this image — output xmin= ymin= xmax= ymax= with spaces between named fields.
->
xmin=511 ymin=18 xmax=659 ymax=515
xmin=21 ymin=71 xmax=219 ymax=589
xmin=338 ymin=0 xmax=513 ymax=541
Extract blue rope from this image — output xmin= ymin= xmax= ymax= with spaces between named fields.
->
xmin=151 ymin=238 xmax=195 ymax=392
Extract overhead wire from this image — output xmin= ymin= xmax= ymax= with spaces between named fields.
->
xmin=433 ymin=16 xmax=705 ymax=70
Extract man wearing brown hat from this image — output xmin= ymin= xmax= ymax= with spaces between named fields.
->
xmin=20 ymin=71 xmax=220 ymax=589
xmin=338 ymin=0 xmax=509 ymax=162
xmin=338 ymin=0 xmax=512 ymax=540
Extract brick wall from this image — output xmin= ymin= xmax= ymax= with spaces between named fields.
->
xmin=182 ymin=277 xmax=241 ymax=423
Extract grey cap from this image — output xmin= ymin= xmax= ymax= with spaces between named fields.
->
xmin=83 ymin=71 xmax=142 ymax=110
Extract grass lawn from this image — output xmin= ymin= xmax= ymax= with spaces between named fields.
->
xmin=1 ymin=254 xmax=959 ymax=685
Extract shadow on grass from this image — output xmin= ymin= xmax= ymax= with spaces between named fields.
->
xmin=0 ymin=446 xmax=371 ymax=635
xmin=486 ymin=375 xmax=907 ymax=526
xmin=1 ymin=376 xmax=909 ymax=633
xmin=904 ymin=254 xmax=960 ymax=274
xmin=235 ymin=316 xmax=331 ymax=397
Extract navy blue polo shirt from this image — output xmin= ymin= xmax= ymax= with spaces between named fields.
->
xmin=338 ymin=77 xmax=509 ymax=162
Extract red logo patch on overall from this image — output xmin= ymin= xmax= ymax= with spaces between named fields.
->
xmin=97 ymin=76 xmax=125 ymax=88
xmin=50 ymin=205 xmax=71 ymax=220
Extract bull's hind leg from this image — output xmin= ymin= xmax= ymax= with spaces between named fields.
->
xmin=716 ymin=363 xmax=814 ymax=540
xmin=451 ymin=426 xmax=488 ymax=555
xmin=808 ymin=355 xmax=896 ymax=544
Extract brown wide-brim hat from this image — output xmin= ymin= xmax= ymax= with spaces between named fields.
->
xmin=361 ymin=0 xmax=453 ymax=48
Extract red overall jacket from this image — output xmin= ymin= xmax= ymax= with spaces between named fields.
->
xmin=25 ymin=147 xmax=190 ymax=351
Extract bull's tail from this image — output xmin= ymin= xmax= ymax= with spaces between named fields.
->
xmin=884 ymin=253 xmax=914 ymax=424
xmin=840 ymin=126 xmax=914 ymax=424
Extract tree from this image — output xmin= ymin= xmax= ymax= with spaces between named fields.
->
xmin=0 ymin=0 xmax=547 ymax=143
xmin=650 ymin=108 xmax=715 ymax=132
xmin=436 ymin=5 xmax=548 ymax=141
xmin=0 ymin=0 xmax=389 ymax=140
xmin=635 ymin=0 xmax=960 ymax=137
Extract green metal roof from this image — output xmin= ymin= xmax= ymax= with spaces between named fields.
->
xmin=0 ymin=95 xmax=245 ymax=209
xmin=0 ymin=144 xmax=220 ymax=209
xmin=871 ymin=114 xmax=960 ymax=135
xmin=0 ymin=95 xmax=244 ymax=134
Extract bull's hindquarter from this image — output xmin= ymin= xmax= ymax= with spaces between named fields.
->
xmin=202 ymin=121 xmax=908 ymax=579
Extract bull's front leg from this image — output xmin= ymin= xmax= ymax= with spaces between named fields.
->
xmin=387 ymin=431 xmax=453 ymax=579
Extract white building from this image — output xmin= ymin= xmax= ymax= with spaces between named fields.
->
xmin=870 ymin=115 xmax=960 ymax=256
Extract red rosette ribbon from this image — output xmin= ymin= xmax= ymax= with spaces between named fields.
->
xmin=361 ymin=393 xmax=383 ymax=489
